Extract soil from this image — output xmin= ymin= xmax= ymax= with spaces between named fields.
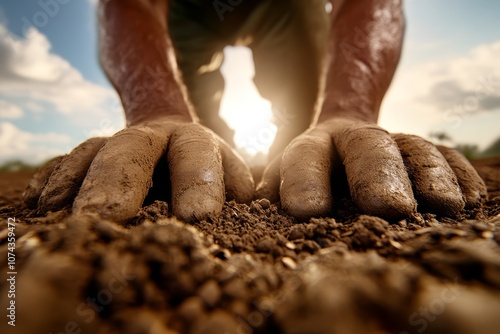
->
xmin=0 ymin=158 xmax=500 ymax=334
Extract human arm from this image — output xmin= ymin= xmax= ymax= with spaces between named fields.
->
xmin=23 ymin=0 xmax=254 ymax=223
xmin=99 ymin=0 xmax=193 ymax=125
xmin=258 ymin=0 xmax=486 ymax=219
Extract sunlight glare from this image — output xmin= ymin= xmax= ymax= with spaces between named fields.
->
xmin=219 ymin=46 xmax=276 ymax=160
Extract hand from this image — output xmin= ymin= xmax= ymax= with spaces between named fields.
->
xmin=257 ymin=118 xmax=486 ymax=220
xmin=23 ymin=119 xmax=254 ymax=223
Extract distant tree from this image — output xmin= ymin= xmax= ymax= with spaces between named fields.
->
xmin=480 ymin=136 xmax=500 ymax=158
xmin=0 ymin=160 xmax=36 ymax=172
xmin=454 ymin=144 xmax=480 ymax=160
xmin=429 ymin=131 xmax=453 ymax=143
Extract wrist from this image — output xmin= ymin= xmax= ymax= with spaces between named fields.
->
xmin=126 ymin=110 xmax=195 ymax=127
xmin=111 ymin=52 xmax=196 ymax=127
xmin=122 ymin=87 xmax=196 ymax=126
xmin=317 ymin=96 xmax=378 ymax=124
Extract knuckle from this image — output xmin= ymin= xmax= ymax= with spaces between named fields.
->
xmin=286 ymin=134 xmax=330 ymax=154
xmin=172 ymin=124 xmax=218 ymax=150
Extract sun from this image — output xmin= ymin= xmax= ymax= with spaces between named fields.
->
xmin=219 ymin=46 xmax=277 ymax=161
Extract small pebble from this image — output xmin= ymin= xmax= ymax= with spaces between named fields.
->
xmin=229 ymin=299 xmax=249 ymax=319
xmin=447 ymin=229 xmax=468 ymax=237
xmin=209 ymin=245 xmax=231 ymax=259
xmin=282 ymin=257 xmax=297 ymax=270
xmin=398 ymin=219 xmax=408 ymax=228
xmin=198 ymin=280 xmax=221 ymax=308
xmin=178 ymin=296 xmax=205 ymax=323
xmin=223 ymin=279 xmax=247 ymax=299
xmin=472 ymin=221 xmax=489 ymax=232
xmin=415 ymin=227 xmax=435 ymax=235
xmin=256 ymin=237 xmax=273 ymax=253
xmin=482 ymin=231 xmax=494 ymax=239
xmin=303 ymin=240 xmax=321 ymax=252
xmin=257 ymin=198 xmax=271 ymax=210
xmin=389 ymin=239 xmax=403 ymax=249
xmin=192 ymin=310 xmax=239 ymax=334
xmin=288 ymin=228 xmax=304 ymax=240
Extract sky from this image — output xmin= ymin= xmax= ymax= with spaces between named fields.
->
xmin=0 ymin=0 xmax=499 ymax=165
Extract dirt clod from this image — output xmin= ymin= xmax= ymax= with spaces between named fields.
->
xmin=1 ymin=158 xmax=499 ymax=334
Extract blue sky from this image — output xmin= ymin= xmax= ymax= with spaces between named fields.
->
xmin=0 ymin=0 xmax=499 ymax=164
xmin=379 ymin=0 xmax=500 ymax=150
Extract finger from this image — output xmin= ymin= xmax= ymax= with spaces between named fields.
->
xmin=73 ymin=126 xmax=169 ymax=223
xmin=333 ymin=122 xmax=416 ymax=220
xmin=280 ymin=131 xmax=334 ymax=218
xmin=38 ymin=137 xmax=107 ymax=213
xmin=436 ymin=145 xmax=487 ymax=208
xmin=168 ymin=124 xmax=225 ymax=222
xmin=22 ymin=155 xmax=65 ymax=209
xmin=218 ymin=139 xmax=255 ymax=204
xmin=393 ymin=134 xmax=465 ymax=216
xmin=255 ymin=155 xmax=281 ymax=203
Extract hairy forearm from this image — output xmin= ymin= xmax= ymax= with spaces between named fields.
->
xmin=317 ymin=0 xmax=405 ymax=123
xmin=99 ymin=0 xmax=194 ymax=126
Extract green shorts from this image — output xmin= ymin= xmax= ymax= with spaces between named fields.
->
xmin=169 ymin=0 xmax=330 ymax=155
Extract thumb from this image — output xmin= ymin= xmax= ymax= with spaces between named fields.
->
xmin=218 ymin=139 xmax=255 ymax=204
xmin=255 ymin=155 xmax=281 ymax=203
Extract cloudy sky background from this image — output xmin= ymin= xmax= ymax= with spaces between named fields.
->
xmin=0 ymin=0 xmax=499 ymax=165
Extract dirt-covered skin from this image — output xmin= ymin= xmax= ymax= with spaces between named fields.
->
xmin=73 ymin=126 xmax=171 ymax=223
xmin=280 ymin=131 xmax=334 ymax=218
xmin=1 ymin=159 xmax=499 ymax=334
xmin=393 ymin=134 xmax=465 ymax=216
xmin=22 ymin=155 xmax=64 ymax=209
xmin=168 ymin=124 xmax=225 ymax=222
xmin=255 ymin=157 xmax=281 ymax=203
xmin=331 ymin=121 xmax=417 ymax=220
xmin=437 ymin=145 xmax=488 ymax=208
xmin=262 ymin=119 xmax=486 ymax=222
xmin=23 ymin=121 xmax=255 ymax=225
xmin=217 ymin=140 xmax=254 ymax=205
xmin=38 ymin=137 xmax=107 ymax=213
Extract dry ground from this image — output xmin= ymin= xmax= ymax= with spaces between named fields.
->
xmin=0 ymin=158 xmax=499 ymax=334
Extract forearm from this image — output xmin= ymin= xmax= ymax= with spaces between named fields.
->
xmin=99 ymin=0 xmax=194 ymax=126
xmin=317 ymin=0 xmax=405 ymax=124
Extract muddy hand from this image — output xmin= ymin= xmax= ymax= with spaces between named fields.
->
xmin=23 ymin=121 xmax=254 ymax=224
xmin=257 ymin=118 xmax=486 ymax=220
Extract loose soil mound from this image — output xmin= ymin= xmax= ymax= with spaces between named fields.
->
xmin=0 ymin=159 xmax=499 ymax=334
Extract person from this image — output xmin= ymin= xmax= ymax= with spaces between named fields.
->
xmin=24 ymin=0 xmax=486 ymax=223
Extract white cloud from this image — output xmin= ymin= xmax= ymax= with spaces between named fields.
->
xmin=0 ymin=99 xmax=24 ymax=119
xmin=0 ymin=24 xmax=122 ymax=125
xmin=0 ymin=23 xmax=124 ymax=164
xmin=23 ymin=101 xmax=44 ymax=113
xmin=419 ymin=42 xmax=500 ymax=110
xmin=380 ymin=40 xmax=500 ymax=148
xmin=0 ymin=122 xmax=71 ymax=164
